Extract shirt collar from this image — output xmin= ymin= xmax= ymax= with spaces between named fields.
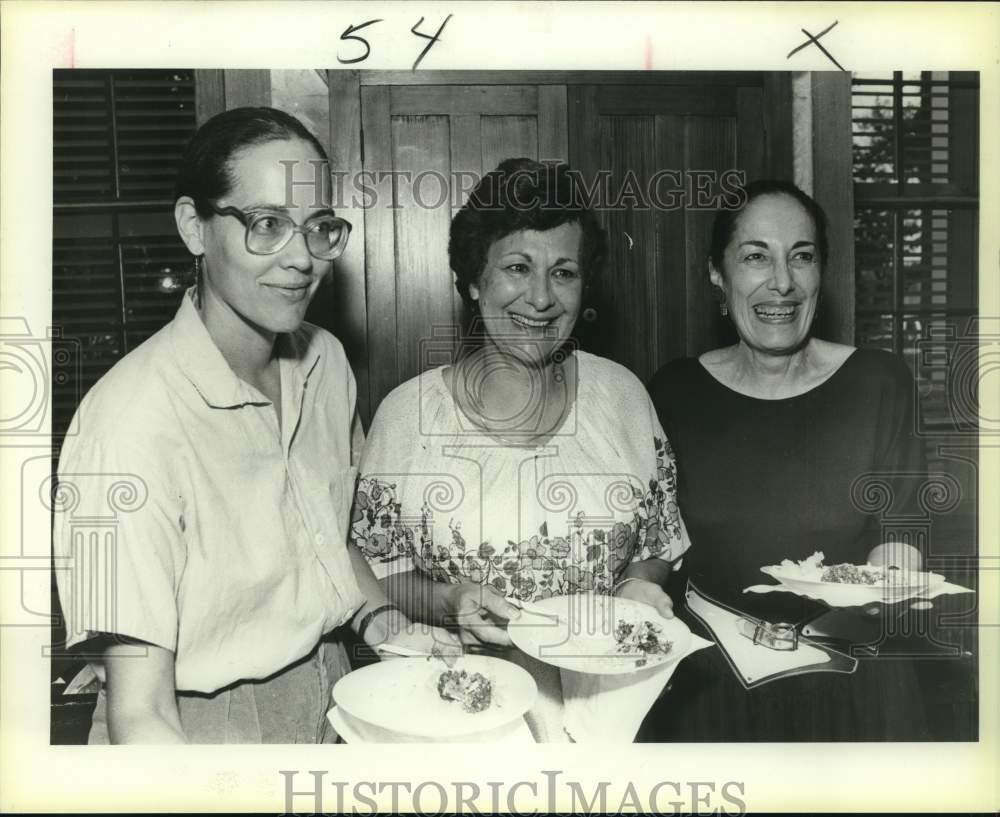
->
xmin=168 ymin=288 xmax=321 ymax=409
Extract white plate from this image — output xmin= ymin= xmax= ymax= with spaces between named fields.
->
xmin=508 ymin=594 xmax=692 ymax=676
xmin=327 ymin=706 xmax=534 ymax=744
xmin=760 ymin=564 xmax=947 ymax=602
xmin=332 ymin=655 xmax=536 ymax=740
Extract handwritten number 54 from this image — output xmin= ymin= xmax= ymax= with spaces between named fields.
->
xmin=337 ymin=14 xmax=453 ymax=69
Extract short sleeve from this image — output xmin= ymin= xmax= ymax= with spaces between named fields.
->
xmin=633 ymin=401 xmax=691 ymax=564
xmin=350 ymin=393 xmax=420 ymax=581
xmin=53 ymin=429 xmax=184 ymax=654
xmin=349 ymin=411 xmax=365 ymax=469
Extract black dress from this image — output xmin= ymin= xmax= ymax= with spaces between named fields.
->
xmin=638 ymin=349 xmax=932 ymax=741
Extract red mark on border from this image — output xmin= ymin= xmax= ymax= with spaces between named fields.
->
xmin=644 ymin=35 xmax=653 ymax=69
xmin=67 ymin=27 xmax=75 ymax=68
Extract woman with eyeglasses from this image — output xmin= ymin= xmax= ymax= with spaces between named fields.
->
xmin=52 ymin=107 xmax=458 ymax=744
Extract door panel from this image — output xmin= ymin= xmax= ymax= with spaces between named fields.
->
xmin=593 ymin=115 xmax=660 ymax=378
xmin=391 ymin=116 xmax=454 ymax=389
xmin=482 ymin=116 xmax=538 ymax=171
xmin=683 ymin=115 xmax=738 ymax=358
xmin=571 ymin=81 xmax=762 ymax=381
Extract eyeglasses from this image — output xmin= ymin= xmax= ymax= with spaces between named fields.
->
xmin=205 ymin=203 xmax=352 ymax=261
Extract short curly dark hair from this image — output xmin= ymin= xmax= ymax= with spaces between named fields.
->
xmin=449 ymin=158 xmax=607 ymax=306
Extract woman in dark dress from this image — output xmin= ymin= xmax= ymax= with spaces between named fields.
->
xmin=639 ymin=180 xmax=931 ymax=741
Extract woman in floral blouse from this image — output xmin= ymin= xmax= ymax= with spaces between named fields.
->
xmin=351 ymin=159 xmax=690 ymax=739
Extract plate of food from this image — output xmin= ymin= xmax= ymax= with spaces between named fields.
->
xmin=508 ymin=594 xmax=691 ymax=675
xmin=332 ymin=654 xmax=537 ymax=740
xmin=760 ymin=551 xmax=946 ymax=603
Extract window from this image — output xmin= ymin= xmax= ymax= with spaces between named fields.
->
xmin=52 ymin=69 xmax=198 ymax=450
xmin=852 ymin=71 xmax=979 ymax=431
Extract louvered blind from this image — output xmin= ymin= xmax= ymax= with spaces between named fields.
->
xmin=853 ymin=76 xmax=953 ymax=186
xmin=851 ymin=71 xmax=978 ymax=430
xmin=52 ymin=70 xmax=197 ymax=447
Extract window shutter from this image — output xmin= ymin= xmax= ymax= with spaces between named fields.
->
xmin=54 ymin=72 xmax=115 ymax=200
xmin=851 ymin=71 xmax=978 ymax=431
xmin=52 ymin=70 xmax=198 ymax=447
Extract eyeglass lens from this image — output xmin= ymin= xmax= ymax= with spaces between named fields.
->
xmin=247 ymin=213 xmax=348 ymax=259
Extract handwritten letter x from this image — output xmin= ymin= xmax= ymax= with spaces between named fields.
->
xmin=787 ymin=21 xmax=846 ymax=71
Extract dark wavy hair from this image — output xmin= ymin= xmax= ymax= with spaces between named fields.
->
xmin=174 ymin=106 xmax=328 ymax=217
xmin=449 ymin=158 xmax=607 ymax=307
xmin=708 ymin=179 xmax=829 ymax=274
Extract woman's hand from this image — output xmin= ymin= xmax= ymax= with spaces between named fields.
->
xmin=444 ymin=583 xmax=521 ymax=647
xmin=867 ymin=541 xmax=923 ymax=571
xmin=850 ymin=542 xmax=927 ymax=617
xmin=615 ymin=578 xmax=675 ymax=619
xmin=382 ymin=618 xmax=464 ymax=666
xmin=363 ymin=606 xmax=463 ymax=664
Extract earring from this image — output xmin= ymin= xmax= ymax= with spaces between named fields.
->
xmin=192 ymin=255 xmax=204 ymax=307
xmin=713 ymin=285 xmax=728 ymax=317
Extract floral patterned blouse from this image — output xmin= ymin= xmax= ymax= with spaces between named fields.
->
xmin=352 ymin=351 xmax=689 ymax=603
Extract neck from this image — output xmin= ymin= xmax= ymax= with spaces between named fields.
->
xmin=729 ymin=339 xmax=818 ymax=396
xmin=457 ymin=345 xmax=566 ymax=435
xmin=197 ymin=286 xmax=277 ymax=381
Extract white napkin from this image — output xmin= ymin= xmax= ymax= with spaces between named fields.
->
xmin=63 ymin=663 xmax=100 ymax=696
xmin=560 ymin=634 xmax=713 ymax=743
xmin=686 ymin=589 xmax=850 ymax=689
xmin=326 ymin=706 xmax=534 ymax=744
xmin=743 ymin=579 xmax=974 ymax=607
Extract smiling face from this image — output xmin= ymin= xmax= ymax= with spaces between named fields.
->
xmin=711 ymin=193 xmax=821 ymax=355
xmin=470 ymin=222 xmax=584 ymax=366
xmin=198 ymin=138 xmax=333 ymax=338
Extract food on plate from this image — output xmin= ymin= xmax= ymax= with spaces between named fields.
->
xmin=781 ymin=551 xmax=912 ymax=585
xmin=821 ymin=562 xmax=898 ymax=585
xmin=436 ymin=669 xmax=492 ymax=713
xmin=613 ymin=619 xmax=673 ymax=666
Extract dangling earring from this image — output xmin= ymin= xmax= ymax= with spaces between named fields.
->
xmin=713 ymin=284 xmax=728 ymax=317
xmin=192 ymin=254 xmax=203 ymax=307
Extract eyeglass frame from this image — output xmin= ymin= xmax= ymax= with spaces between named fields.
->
xmin=203 ymin=202 xmax=353 ymax=261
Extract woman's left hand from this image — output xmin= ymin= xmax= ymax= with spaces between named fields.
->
xmin=615 ymin=578 xmax=675 ymax=619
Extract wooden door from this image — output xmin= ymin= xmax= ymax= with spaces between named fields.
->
xmin=569 ymin=75 xmax=792 ymax=381
xmin=359 ymin=81 xmax=570 ymax=418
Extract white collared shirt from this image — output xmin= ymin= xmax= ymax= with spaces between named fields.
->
xmin=53 ymin=289 xmax=365 ymax=693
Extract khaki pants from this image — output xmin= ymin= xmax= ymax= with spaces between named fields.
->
xmin=88 ymin=637 xmax=352 ymax=744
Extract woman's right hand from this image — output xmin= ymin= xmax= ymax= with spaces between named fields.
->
xmin=444 ymin=582 xmax=521 ymax=647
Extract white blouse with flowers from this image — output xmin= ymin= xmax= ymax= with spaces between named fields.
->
xmin=353 ymin=351 xmax=689 ymax=601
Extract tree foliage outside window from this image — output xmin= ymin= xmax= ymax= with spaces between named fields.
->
xmin=851 ymin=71 xmax=978 ymax=432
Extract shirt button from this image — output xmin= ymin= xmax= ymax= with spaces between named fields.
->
xmin=315 ymin=533 xmax=325 ymax=546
